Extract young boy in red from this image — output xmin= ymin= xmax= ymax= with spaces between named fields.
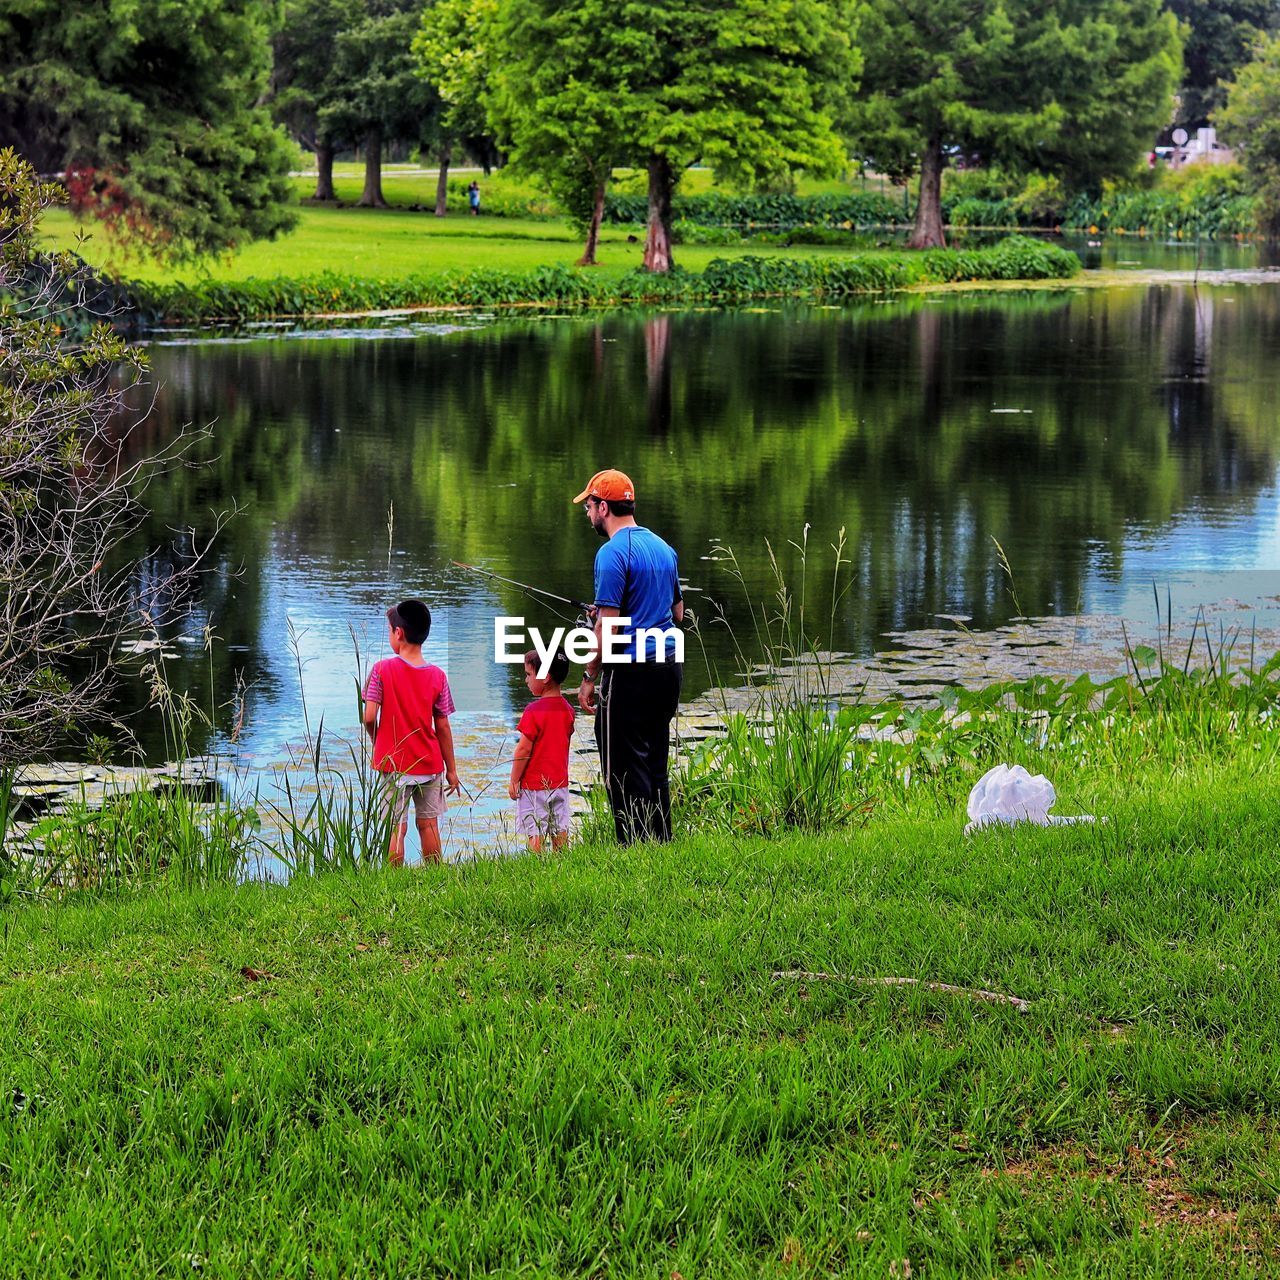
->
xmin=508 ymin=648 xmax=575 ymax=852
xmin=363 ymin=600 xmax=461 ymax=866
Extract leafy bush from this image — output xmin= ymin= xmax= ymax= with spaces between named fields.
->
xmin=946 ymin=197 xmax=1019 ymax=228
xmin=671 ymin=220 xmax=744 ymax=246
xmin=749 ymin=225 xmax=878 ymax=247
xmin=1072 ymin=165 xmax=1258 ymax=236
xmin=604 ymin=191 xmax=906 ymax=228
xmin=441 ymin=173 xmax=559 ymax=219
xmin=942 ymin=164 xmax=1259 ymax=236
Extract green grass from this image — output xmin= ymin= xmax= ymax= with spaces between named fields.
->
xmin=4 ymin=749 xmax=1280 ymax=1276
xmin=43 ymin=205 xmax=902 ymax=285
xmin=39 ymin=164 xmax=905 ymax=287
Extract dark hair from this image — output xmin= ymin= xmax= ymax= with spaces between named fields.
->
xmin=387 ymin=599 xmax=431 ymax=645
xmin=524 ymin=647 xmax=570 ymax=685
xmin=602 ymin=499 xmax=635 ymax=518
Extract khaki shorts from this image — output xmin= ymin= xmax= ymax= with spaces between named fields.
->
xmin=516 ymin=787 xmax=571 ymax=840
xmin=379 ymin=773 xmax=447 ymax=827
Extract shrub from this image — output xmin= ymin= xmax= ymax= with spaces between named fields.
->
xmin=604 ymin=191 xmax=905 ymax=228
xmin=940 ymin=164 xmax=1260 ymax=236
xmin=671 ymin=220 xmax=745 ymax=246
xmin=441 ymin=172 xmax=559 ymax=219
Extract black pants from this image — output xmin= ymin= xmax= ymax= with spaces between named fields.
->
xmin=595 ymin=661 xmax=682 ymax=844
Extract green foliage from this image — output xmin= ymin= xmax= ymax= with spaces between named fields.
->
xmin=0 ymin=0 xmax=296 ymax=261
xmin=490 ymin=0 xmax=860 ymax=267
xmin=937 ymin=164 xmax=1262 ymax=234
xmin=682 ymin=529 xmax=871 ymax=834
xmin=604 ymin=191 xmax=905 ymax=227
xmin=681 ymin=655 xmax=1280 ymax=830
xmin=442 ymin=174 xmax=559 ymax=218
xmin=117 ymin=239 xmax=1079 ymax=323
xmin=23 ymin=786 xmax=257 ymax=893
xmin=1164 ymin=0 xmax=1276 ymax=124
xmin=271 ymin=0 xmax=352 ymax=153
xmin=1216 ymin=34 xmax=1280 ymax=236
xmin=679 ymin=526 xmax=1280 ymax=834
xmin=413 ymin=0 xmax=497 ymax=144
xmin=0 ymin=149 xmax=160 ymax=766
xmin=1068 ymin=166 xmax=1259 ymax=235
xmin=671 ymin=221 xmax=746 ymax=247
xmin=630 ymin=0 xmax=860 ymax=189
xmin=487 ymin=0 xmax=632 ymax=252
xmin=850 ymin=0 xmax=1183 ymax=242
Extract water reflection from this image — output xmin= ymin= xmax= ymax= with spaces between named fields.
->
xmin=113 ymin=284 xmax=1280 ymax=763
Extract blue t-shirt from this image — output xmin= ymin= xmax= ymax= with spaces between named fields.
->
xmin=593 ymin=526 xmax=682 ymax=662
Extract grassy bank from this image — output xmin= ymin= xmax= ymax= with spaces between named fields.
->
xmin=4 ymin=751 xmax=1280 ymax=1276
xmin=100 ymin=238 xmax=1077 ymax=325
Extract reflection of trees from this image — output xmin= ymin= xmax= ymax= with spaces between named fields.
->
xmin=121 ymin=287 xmax=1280 ymax=752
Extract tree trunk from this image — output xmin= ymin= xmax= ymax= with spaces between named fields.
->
xmin=644 ymin=314 xmax=672 ymax=435
xmin=434 ymin=142 xmax=452 ymax=217
xmin=357 ymin=130 xmax=387 ymax=208
xmin=642 ymin=153 xmax=676 ymax=273
xmin=577 ymin=181 xmax=607 ymax=266
xmin=314 ymin=143 xmax=336 ymax=201
xmin=907 ymin=134 xmax=946 ymax=249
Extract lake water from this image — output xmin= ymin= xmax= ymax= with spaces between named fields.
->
xmin=116 ymin=270 xmax=1280 ymax=833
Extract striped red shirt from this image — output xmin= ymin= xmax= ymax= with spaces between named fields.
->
xmin=364 ymin=658 xmax=455 ymax=775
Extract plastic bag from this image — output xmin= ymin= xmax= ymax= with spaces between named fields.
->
xmin=964 ymin=763 xmax=1097 ymax=835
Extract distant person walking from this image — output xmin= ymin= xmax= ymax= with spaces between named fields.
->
xmin=573 ymin=469 xmax=684 ymax=844
xmin=467 ymin=179 xmax=481 ymax=215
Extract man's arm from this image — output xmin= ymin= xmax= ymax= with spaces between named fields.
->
xmin=508 ymin=732 xmax=534 ymax=800
xmin=579 ymin=605 xmax=620 ymax=713
xmin=435 ymin=714 xmax=462 ymax=793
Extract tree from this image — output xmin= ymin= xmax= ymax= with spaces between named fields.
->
xmin=851 ymin=0 xmax=1183 ymax=248
xmin=1164 ymin=0 xmax=1276 ymax=125
xmin=0 ymin=0 xmax=296 ymax=260
xmin=488 ymin=0 xmax=633 ymax=263
xmin=635 ymin=0 xmax=858 ymax=272
xmin=272 ymin=0 xmax=354 ymax=201
xmin=492 ymin=0 xmax=856 ymax=272
xmin=0 ymin=150 xmax=216 ymax=771
xmin=414 ymin=0 xmax=497 ymax=216
xmin=318 ymin=0 xmax=439 ymax=209
xmin=1216 ymin=32 xmax=1280 ymax=233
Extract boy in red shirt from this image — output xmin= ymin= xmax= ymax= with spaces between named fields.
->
xmin=363 ymin=600 xmax=461 ymax=866
xmin=508 ymin=648 xmax=575 ymax=852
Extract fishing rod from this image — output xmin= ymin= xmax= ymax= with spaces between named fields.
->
xmin=451 ymin=560 xmax=593 ymax=613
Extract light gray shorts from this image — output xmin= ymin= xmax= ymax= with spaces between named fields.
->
xmin=380 ymin=773 xmax=447 ymax=827
xmin=516 ymin=787 xmax=571 ymax=840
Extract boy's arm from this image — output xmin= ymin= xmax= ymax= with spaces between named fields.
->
xmin=508 ymin=732 xmax=534 ymax=800
xmin=362 ymin=699 xmax=379 ymax=748
xmin=435 ymin=714 xmax=461 ymax=794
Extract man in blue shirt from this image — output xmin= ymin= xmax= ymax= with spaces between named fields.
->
xmin=574 ymin=469 xmax=683 ymax=843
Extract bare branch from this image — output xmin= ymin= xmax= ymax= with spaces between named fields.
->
xmin=1 ymin=147 xmax=219 ymax=768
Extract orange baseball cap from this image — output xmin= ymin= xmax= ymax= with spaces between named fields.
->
xmin=572 ymin=469 xmax=635 ymax=505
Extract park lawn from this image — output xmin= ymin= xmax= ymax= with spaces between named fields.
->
xmin=40 ymin=164 xmax=901 ymax=287
xmin=4 ymin=756 xmax=1280 ymax=1277
xmin=41 ymin=204 xmax=869 ymax=286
